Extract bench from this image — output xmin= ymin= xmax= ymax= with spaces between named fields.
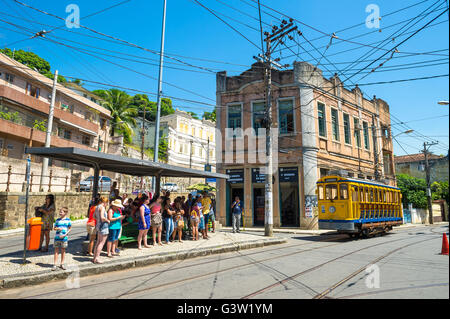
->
xmin=118 ymin=222 xmax=151 ymax=245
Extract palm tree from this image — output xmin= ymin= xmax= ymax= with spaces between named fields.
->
xmin=95 ymin=89 xmax=137 ymax=143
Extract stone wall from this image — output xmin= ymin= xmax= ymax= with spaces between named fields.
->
xmin=0 ymin=191 xmax=108 ymax=229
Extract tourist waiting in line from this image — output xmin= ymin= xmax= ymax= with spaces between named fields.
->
xmin=86 ymin=196 xmax=99 ymax=256
xmin=52 ymin=207 xmax=71 ymax=271
xmin=150 ymin=195 xmax=163 ymax=246
xmin=122 ymin=194 xmax=129 ymax=207
xmin=231 ymin=196 xmax=243 ymax=233
xmin=190 ymin=197 xmax=201 ymax=241
xmin=172 ymin=198 xmax=184 ymax=243
xmin=107 ymin=199 xmax=125 ymax=257
xmin=201 ymin=192 xmax=211 ymax=239
xmin=197 ymin=196 xmax=206 ymax=239
xmin=137 ymin=193 xmax=151 ymax=250
xmin=35 ymin=194 xmax=55 ymax=252
xmin=93 ymin=197 xmax=110 ymax=264
xmin=162 ymin=196 xmax=175 ymax=244
xmin=109 ymin=181 xmax=118 ymax=201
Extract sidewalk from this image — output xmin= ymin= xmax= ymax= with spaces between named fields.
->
xmin=0 ymin=230 xmax=286 ymax=289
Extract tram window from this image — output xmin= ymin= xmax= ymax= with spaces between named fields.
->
xmin=360 ymin=187 xmax=364 ymax=202
xmin=318 ymin=186 xmax=324 ymax=200
xmin=340 ymin=184 xmax=348 ymax=200
xmin=365 ymin=187 xmax=369 ymax=202
xmin=369 ymin=189 xmax=374 ymax=202
xmin=325 ymin=184 xmax=338 ymax=200
xmin=383 ymin=190 xmax=386 ymax=203
xmin=388 ymin=191 xmax=392 ymax=203
xmin=352 ymin=187 xmax=358 ymax=201
xmin=374 ymin=189 xmax=378 ymax=202
xmin=394 ymin=192 xmax=398 ymax=204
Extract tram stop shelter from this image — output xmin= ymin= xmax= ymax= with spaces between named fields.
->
xmin=25 ymin=147 xmax=228 ymax=196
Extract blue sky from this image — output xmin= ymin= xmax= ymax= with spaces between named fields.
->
xmin=0 ymin=0 xmax=448 ymax=156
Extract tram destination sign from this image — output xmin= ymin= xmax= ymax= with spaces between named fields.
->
xmin=279 ymin=167 xmax=299 ymax=183
xmin=226 ymin=169 xmax=244 ymax=184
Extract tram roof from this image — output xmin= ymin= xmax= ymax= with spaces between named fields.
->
xmin=25 ymin=147 xmax=229 ymax=179
xmin=317 ymin=176 xmax=400 ymax=190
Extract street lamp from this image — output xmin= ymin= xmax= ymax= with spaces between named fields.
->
xmin=393 ymin=129 xmax=414 ymax=138
xmin=438 ymin=101 xmax=449 ymax=106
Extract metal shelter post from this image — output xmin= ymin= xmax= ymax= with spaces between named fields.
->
xmin=22 ymin=156 xmax=31 ymax=264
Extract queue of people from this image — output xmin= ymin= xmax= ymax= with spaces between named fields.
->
xmin=34 ymin=187 xmax=218 ymax=268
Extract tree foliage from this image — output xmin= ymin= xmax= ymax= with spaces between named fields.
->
xmin=203 ymin=109 xmax=216 ymax=122
xmin=396 ymin=174 xmax=428 ymax=209
xmin=187 ymin=111 xmax=199 ymax=120
xmin=93 ymin=89 xmax=137 ymax=144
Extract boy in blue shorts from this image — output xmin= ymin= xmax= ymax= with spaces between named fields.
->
xmin=53 ymin=207 xmax=72 ymax=271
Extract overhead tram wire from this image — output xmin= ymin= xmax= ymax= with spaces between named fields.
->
xmin=0 ymin=9 xmax=262 ymax=71
xmin=337 ymin=8 xmax=449 ymax=92
xmin=12 ymin=0 xmax=219 ymax=74
xmin=273 ymin=2 xmax=447 ymax=57
xmin=191 ymin=0 xmax=261 ymax=50
xmin=331 ymin=0 xmax=445 ymax=82
xmin=348 ymin=1 xmax=448 ymax=83
xmin=243 ymin=0 xmax=449 ymax=58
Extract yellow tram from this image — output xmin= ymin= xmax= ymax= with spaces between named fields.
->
xmin=317 ymin=176 xmax=403 ymax=237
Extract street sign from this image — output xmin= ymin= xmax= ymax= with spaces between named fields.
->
xmin=206 ymin=178 xmax=216 ymax=183
xmin=205 ymin=164 xmax=212 ymax=172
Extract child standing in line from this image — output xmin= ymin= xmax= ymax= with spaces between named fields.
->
xmin=53 ymin=207 xmax=72 ymax=271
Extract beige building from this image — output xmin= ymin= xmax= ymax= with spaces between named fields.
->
xmin=136 ymin=110 xmax=216 ymax=191
xmin=0 ymin=52 xmax=112 ymax=191
xmin=216 ymin=62 xmax=395 ymax=229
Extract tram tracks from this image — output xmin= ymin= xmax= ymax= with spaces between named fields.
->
xmin=8 ymin=225 xmax=446 ymax=299
xmin=17 ymin=234 xmax=348 ymax=299
xmin=242 ymin=226 xmax=444 ymax=299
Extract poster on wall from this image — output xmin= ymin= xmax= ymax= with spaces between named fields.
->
xmin=305 ymin=195 xmax=318 ymax=218
xmin=226 ymin=169 xmax=244 ymax=184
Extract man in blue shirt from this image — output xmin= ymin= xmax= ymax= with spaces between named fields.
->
xmin=231 ymin=196 xmax=243 ymax=233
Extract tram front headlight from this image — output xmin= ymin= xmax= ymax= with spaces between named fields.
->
xmin=329 ymin=206 xmax=336 ymax=213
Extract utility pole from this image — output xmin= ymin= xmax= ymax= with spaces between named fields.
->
xmin=152 ymin=0 xmax=167 ymax=193
xmin=256 ymin=19 xmax=297 ymax=237
xmin=423 ymin=141 xmax=438 ymax=224
xmin=39 ymin=70 xmax=58 ymax=191
xmin=140 ymin=105 xmax=146 ymax=190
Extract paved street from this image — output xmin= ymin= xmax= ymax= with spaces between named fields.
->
xmin=0 ymin=224 xmax=447 ymax=299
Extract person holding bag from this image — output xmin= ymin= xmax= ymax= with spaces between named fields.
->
xmin=35 ymin=194 xmax=55 ymax=252
xmin=149 ymin=195 xmax=163 ymax=246
xmin=172 ymin=199 xmax=185 ymax=243
xmin=92 ymin=197 xmax=110 ymax=264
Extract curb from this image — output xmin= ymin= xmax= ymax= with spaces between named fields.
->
xmin=0 ymin=237 xmax=287 ymax=289
xmin=221 ymin=227 xmax=334 ymax=235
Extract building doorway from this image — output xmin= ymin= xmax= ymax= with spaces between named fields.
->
xmin=253 ymin=187 xmax=265 ymax=226
xmin=279 ymin=167 xmax=300 ymax=227
xmin=227 ymin=185 xmax=244 ymax=226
